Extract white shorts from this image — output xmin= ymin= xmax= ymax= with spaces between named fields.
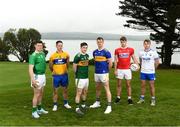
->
xmin=75 ymin=78 xmax=89 ymax=89
xmin=94 ymin=73 xmax=109 ymax=83
xmin=116 ymin=69 xmax=132 ymax=80
xmin=31 ymin=74 xmax=46 ymax=89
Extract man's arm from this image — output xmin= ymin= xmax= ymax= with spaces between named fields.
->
xmin=66 ymin=56 xmax=70 ymax=69
xmin=114 ymin=55 xmax=118 ymax=76
xmin=107 ymin=58 xmax=112 ymax=70
xmin=155 ymin=59 xmax=160 ymax=69
xmin=73 ymin=63 xmax=78 ymax=73
xmin=29 ymin=64 xmax=38 ymax=88
xmin=49 ymin=60 xmax=53 ymax=72
xmin=132 ymin=54 xmax=139 ymax=65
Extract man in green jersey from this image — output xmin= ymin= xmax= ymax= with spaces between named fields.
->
xmin=73 ymin=42 xmax=89 ymax=115
xmin=29 ymin=41 xmax=48 ymax=119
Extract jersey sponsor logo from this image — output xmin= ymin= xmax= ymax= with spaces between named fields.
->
xmin=142 ymin=57 xmax=151 ymax=61
xmin=78 ymin=60 xmax=89 ymax=66
xmin=118 ymin=53 xmax=129 ymax=58
xmin=53 ymin=58 xmax=67 ymax=64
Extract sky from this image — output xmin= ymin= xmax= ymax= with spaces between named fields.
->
xmin=0 ymin=0 xmax=150 ymax=35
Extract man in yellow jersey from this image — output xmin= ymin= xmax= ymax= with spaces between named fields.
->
xmin=49 ymin=40 xmax=71 ymax=111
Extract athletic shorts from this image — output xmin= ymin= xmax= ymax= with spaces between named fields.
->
xmin=116 ymin=69 xmax=132 ymax=80
xmin=53 ymin=73 xmax=68 ymax=88
xmin=75 ymin=78 xmax=89 ymax=89
xmin=94 ymin=73 xmax=109 ymax=83
xmin=140 ymin=73 xmax=156 ymax=81
xmin=31 ymin=74 xmax=46 ymax=89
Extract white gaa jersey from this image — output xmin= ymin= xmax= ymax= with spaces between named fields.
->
xmin=139 ymin=49 xmax=159 ymax=74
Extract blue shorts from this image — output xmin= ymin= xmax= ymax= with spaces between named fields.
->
xmin=140 ymin=73 xmax=156 ymax=81
xmin=53 ymin=74 xmax=68 ymax=88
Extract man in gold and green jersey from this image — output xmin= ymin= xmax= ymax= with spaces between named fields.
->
xmin=49 ymin=40 xmax=71 ymax=111
xmin=73 ymin=42 xmax=89 ymax=115
xmin=29 ymin=41 xmax=48 ymax=119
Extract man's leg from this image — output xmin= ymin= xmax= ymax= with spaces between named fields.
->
xmin=62 ymin=86 xmax=71 ymax=108
xmin=81 ymin=88 xmax=88 ymax=107
xmin=126 ymin=80 xmax=133 ymax=105
xmin=32 ymin=88 xmax=41 ymax=118
xmin=104 ymin=81 xmax=112 ymax=114
xmin=137 ymin=80 xmax=146 ymax=104
xmin=37 ymin=87 xmax=48 ymax=114
xmin=52 ymin=87 xmax=59 ymax=111
xmin=149 ymin=80 xmax=156 ymax=106
xmin=115 ymin=79 xmax=122 ymax=103
xmin=90 ymin=82 xmax=102 ymax=108
xmin=104 ymin=82 xmax=111 ymax=104
xmin=75 ymin=88 xmax=84 ymax=114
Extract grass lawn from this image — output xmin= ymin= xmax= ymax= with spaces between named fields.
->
xmin=0 ymin=62 xmax=180 ymax=126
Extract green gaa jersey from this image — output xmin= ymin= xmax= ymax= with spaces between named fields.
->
xmin=73 ymin=53 xmax=89 ymax=79
xmin=29 ymin=51 xmax=46 ymax=74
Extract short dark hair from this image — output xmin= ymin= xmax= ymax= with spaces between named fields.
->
xmin=35 ymin=41 xmax=43 ymax=45
xmin=120 ymin=36 xmax=127 ymax=41
xmin=80 ymin=42 xmax=88 ymax=47
xmin=97 ymin=37 xmax=104 ymax=41
xmin=56 ymin=40 xmax=63 ymax=45
xmin=144 ymin=39 xmax=151 ymax=44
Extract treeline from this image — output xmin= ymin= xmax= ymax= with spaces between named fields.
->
xmin=0 ymin=28 xmax=48 ymax=62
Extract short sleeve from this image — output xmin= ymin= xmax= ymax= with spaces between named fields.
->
xmin=130 ymin=48 xmax=134 ymax=56
xmin=49 ymin=54 xmax=54 ymax=62
xmin=29 ymin=54 xmax=35 ymax=65
xmin=66 ymin=53 xmax=70 ymax=59
xmin=105 ymin=50 xmax=111 ymax=59
xmin=138 ymin=51 xmax=142 ymax=59
xmin=114 ymin=49 xmax=118 ymax=56
xmin=73 ymin=54 xmax=80 ymax=64
xmin=154 ymin=51 xmax=159 ymax=60
xmin=93 ymin=50 xmax=95 ymax=58
xmin=87 ymin=54 xmax=89 ymax=59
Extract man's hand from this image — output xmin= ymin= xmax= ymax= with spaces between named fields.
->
xmin=32 ymin=80 xmax=39 ymax=88
xmin=114 ymin=70 xmax=118 ymax=76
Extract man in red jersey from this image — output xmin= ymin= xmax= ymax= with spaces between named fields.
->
xmin=114 ymin=36 xmax=139 ymax=105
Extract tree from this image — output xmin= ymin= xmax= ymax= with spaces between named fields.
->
xmin=3 ymin=28 xmax=48 ymax=62
xmin=0 ymin=37 xmax=10 ymax=61
xmin=117 ymin=0 xmax=180 ymax=66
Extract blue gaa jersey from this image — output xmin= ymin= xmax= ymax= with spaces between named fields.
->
xmin=93 ymin=48 xmax=111 ymax=74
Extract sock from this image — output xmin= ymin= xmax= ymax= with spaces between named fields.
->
xmin=117 ymin=96 xmax=120 ymax=99
xmin=53 ymin=102 xmax=58 ymax=106
xmin=82 ymin=100 xmax=86 ymax=107
xmin=128 ymin=96 xmax=132 ymax=100
xmin=64 ymin=100 xmax=68 ymax=105
xmin=32 ymin=106 xmax=37 ymax=113
xmin=140 ymin=95 xmax=145 ymax=100
xmin=96 ymin=97 xmax=100 ymax=102
xmin=76 ymin=103 xmax=80 ymax=110
xmin=107 ymin=102 xmax=111 ymax=106
xmin=151 ymin=96 xmax=155 ymax=100
xmin=37 ymin=104 xmax=42 ymax=110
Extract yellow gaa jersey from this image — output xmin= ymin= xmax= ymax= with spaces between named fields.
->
xmin=49 ymin=51 xmax=69 ymax=75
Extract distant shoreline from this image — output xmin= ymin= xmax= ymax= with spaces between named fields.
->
xmin=0 ymin=32 xmax=149 ymax=41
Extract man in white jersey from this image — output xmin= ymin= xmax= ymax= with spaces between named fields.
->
xmin=137 ymin=39 xmax=160 ymax=106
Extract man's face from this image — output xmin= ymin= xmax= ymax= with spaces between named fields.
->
xmin=35 ymin=43 xmax=43 ymax=52
xmin=56 ymin=42 xmax=63 ymax=51
xmin=97 ymin=39 xmax=104 ymax=48
xmin=120 ymin=40 xmax=127 ymax=47
xmin=143 ymin=41 xmax=151 ymax=49
xmin=81 ymin=45 xmax=88 ymax=53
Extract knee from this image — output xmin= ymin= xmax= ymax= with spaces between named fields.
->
xmin=126 ymin=84 xmax=131 ymax=88
xmin=53 ymin=91 xmax=58 ymax=96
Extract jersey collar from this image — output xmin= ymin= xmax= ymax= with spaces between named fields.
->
xmin=144 ymin=48 xmax=152 ymax=52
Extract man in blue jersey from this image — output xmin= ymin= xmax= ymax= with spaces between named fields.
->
xmin=90 ymin=37 xmax=112 ymax=114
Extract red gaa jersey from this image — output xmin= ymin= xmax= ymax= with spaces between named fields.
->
xmin=114 ymin=47 xmax=134 ymax=69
